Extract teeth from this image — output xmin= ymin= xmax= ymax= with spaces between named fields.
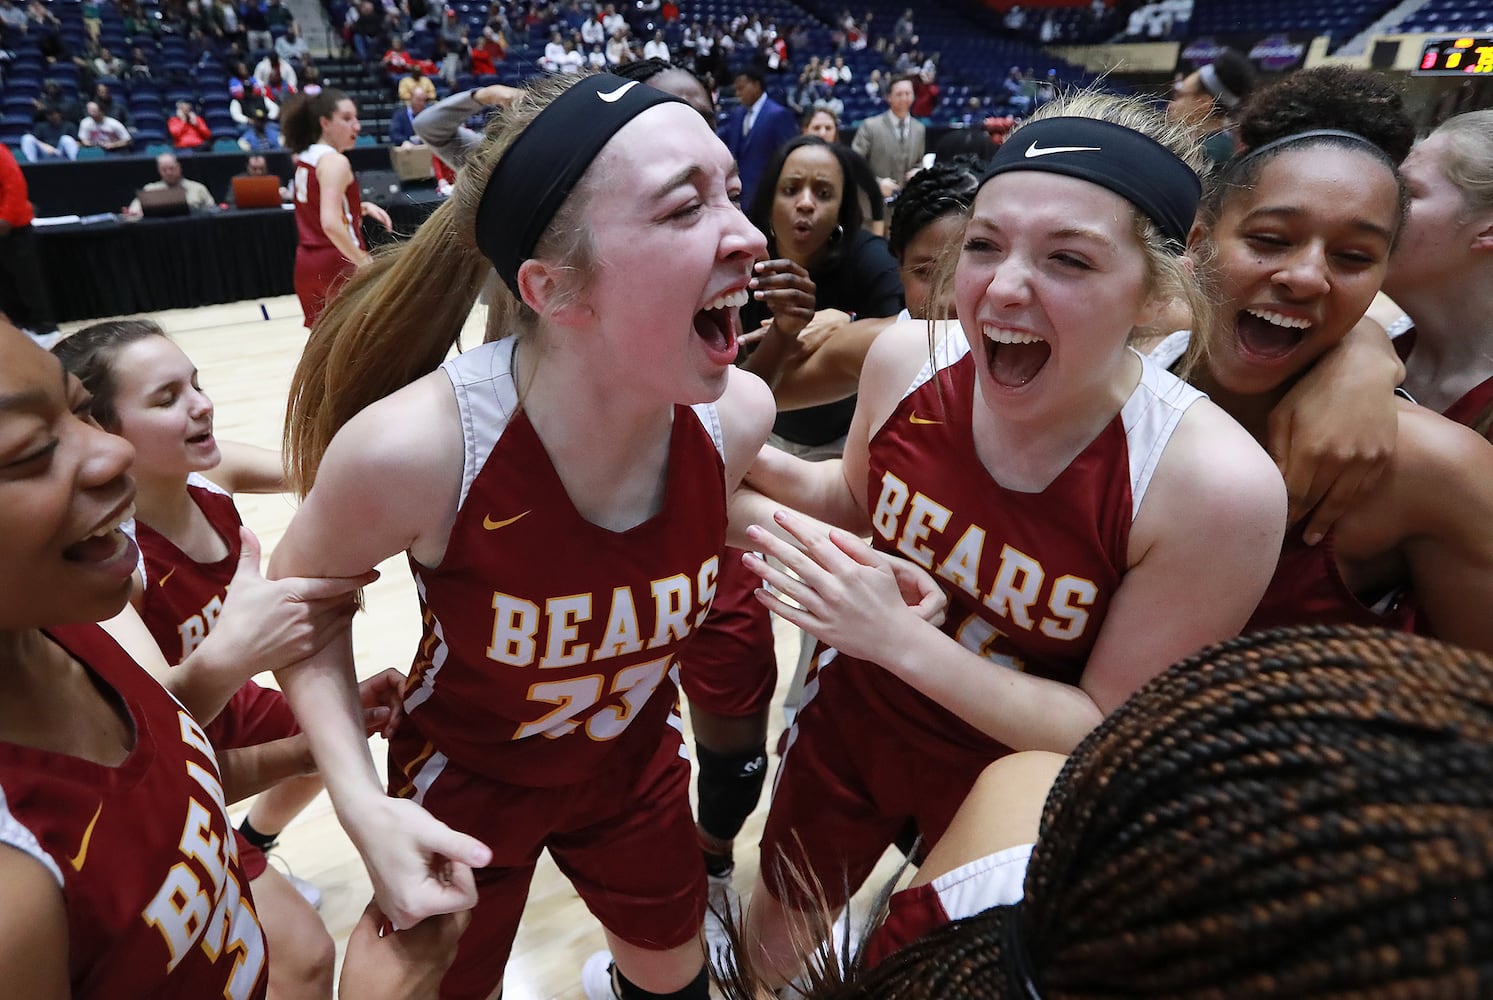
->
xmin=86 ymin=503 xmax=136 ymax=540
xmin=1246 ymin=307 xmax=1312 ymax=330
xmin=984 ymin=327 xmax=1045 ymax=345
xmin=704 ymin=288 xmax=749 ymax=312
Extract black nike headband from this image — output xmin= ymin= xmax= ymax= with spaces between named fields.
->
xmin=474 ymin=74 xmax=686 ymax=297
xmin=979 ymin=117 xmax=1201 ymax=249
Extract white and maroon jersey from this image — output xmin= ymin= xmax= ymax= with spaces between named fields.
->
xmin=293 ymin=142 xmax=364 ymax=254
xmin=400 ymin=339 xmax=728 ymax=788
xmin=128 ymin=473 xmax=241 ymax=665
xmin=0 ymin=625 xmax=267 ymax=999
xmin=863 ymin=843 xmax=1032 ymax=968
xmin=817 ymin=327 xmax=1203 ymax=755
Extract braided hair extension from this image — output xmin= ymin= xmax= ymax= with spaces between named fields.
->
xmin=827 ymin=626 xmax=1493 ymax=998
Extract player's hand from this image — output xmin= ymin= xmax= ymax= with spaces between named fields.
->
xmin=749 ymin=258 xmax=817 ymax=341
xmin=203 ymin=526 xmax=377 ymax=681
xmin=339 ymin=899 xmax=469 ymax=999
xmin=363 ymin=202 xmax=394 ymax=231
xmin=742 ymin=510 xmax=945 ymax=661
xmin=358 ymin=667 xmax=407 ymax=739
xmin=348 ymin=797 xmax=492 ymax=932
xmin=474 ymin=83 xmax=520 ymax=107
xmin=795 ymin=308 xmax=851 ymax=353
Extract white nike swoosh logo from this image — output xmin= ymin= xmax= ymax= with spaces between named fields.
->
xmin=1024 ymin=142 xmax=1102 ymax=158
xmin=597 ymin=81 xmax=639 ymax=103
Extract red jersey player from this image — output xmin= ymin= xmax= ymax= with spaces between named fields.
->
xmin=282 ymin=89 xmax=391 ymax=328
xmin=270 ymin=75 xmax=778 ymax=1000
xmin=736 ymin=92 xmax=1287 ymax=987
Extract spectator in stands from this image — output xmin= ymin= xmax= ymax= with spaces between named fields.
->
xmin=231 ymin=73 xmax=280 ymax=124
xmin=431 ymin=35 xmax=462 ymax=85
xmin=91 ymin=83 xmax=132 ymax=131
xmin=389 ymin=85 xmax=426 ymax=146
xmin=911 ymin=66 xmax=940 ymax=118
xmin=256 ymin=50 xmax=299 ymax=92
xmin=239 ymin=107 xmax=282 ymax=150
xmin=78 ymin=101 xmax=133 ymax=153
xmin=301 ymin=64 xmax=323 ymax=96
xmin=581 ymin=11 xmax=604 ymax=46
xmin=894 ymin=7 xmax=914 ymax=43
xmin=265 ymin=0 xmax=293 ymax=34
xmin=227 ymin=153 xmax=292 ymax=206
xmin=1004 ymin=4 xmax=1026 ymax=33
xmin=263 ymin=68 xmax=296 ymax=104
xmin=0 ymin=0 xmax=27 ymax=33
xmin=719 ymin=66 xmax=799 ymax=207
xmin=27 ymin=0 xmax=64 ymax=61
xmin=643 ymin=28 xmax=668 ymax=61
xmin=352 ymin=0 xmax=390 ymax=64
xmin=469 ymin=33 xmax=498 ymax=76
xmin=121 ymin=0 xmax=159 ymax=38
xmin=277 ymin=25 xmax=309 ymax=65
xmin=542 ymin=27 xmax=566 ymax=65
xmin=439 ymin=7 xmax=464 ymax=48
xmin=1001 ymin=66 xmax=1031 ymax=114
xmin=604 ymin=27 xmax=629 ymax=66
xmin=126 ymin=152 xmax=215 ymax=216
xmin=21 ymin=107 xmax=81 ymax=162
xmin=0 ymin=145 xmax=59 ymax=346
xmin=398 ymin=66 xmax=437 ymax=103
xmin=852 ymin=74 xmax=925 ymax=198
xmin=31 ymin=80 xmax=80 ymax=126
xmin=1167 ymin=49 xmax=1255 ymax=167
xmin=128 ymin=46 xmax=153 ymax=81
xmin=92 ymin=46 xmax=125 ymax=78
xmin=243 ymin=0 xmax=272 ymax=52
xmin=216 ymin=0 xmax=241 ymax=45
xmin=586 ymin=43 xmax=606 ymax=68
xmin=601 ymin=2 xmax=624 ymax=35
xmin=383 ymin=34 xmax=417 ymax=79
xmin=168 ymin=99 xmax=213 ymax=151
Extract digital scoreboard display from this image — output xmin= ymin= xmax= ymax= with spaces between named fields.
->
xmin=1415 ymin=36 xmax=1493 ymax=75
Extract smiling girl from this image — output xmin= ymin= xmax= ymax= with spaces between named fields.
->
xmin=737 ymin=91 xmax=1286 ymax=987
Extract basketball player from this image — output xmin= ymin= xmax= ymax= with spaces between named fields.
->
xmin=736 ymin=92 xmax=1287 ymax=987
xmin=282 ymin=89 xmax=392 ymax=329
xmin=267 ymin=74 xmax=777 ymax=1000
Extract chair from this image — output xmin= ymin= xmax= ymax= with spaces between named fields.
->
xmin=354 ymin=134 xmax=377 ymax=147
xmin=144 ymin=141 xmax=174 ymax=156
xmin=77 ymin=145 xmax=107 ymax=160
xmin=213 ymin=136 xmax=242 ymax=152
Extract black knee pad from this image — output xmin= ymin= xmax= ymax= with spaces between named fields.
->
xmin=616 ymin=963 xmax=709 ymax=1000
xmin=695 ymin=741 xmax=768 ymax=843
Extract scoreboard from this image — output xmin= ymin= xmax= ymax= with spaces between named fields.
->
xmin=1415 ymin=35 xmax=1493 ymax=75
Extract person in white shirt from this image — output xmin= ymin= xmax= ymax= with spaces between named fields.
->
xmin=254 ymin=53 xmax=298 ymax=91
xmin=581 ymin=15 xmax=604 ymax=46
xmin=643 ymin=29 xmax=669 ymax=61
xmin=78 ymin=102 xmax=133 ymax=152
xmin=276 ymin=26 xmax=310 ymax=64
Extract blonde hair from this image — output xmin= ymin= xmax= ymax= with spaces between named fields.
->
xmin=924 ymin=89 xmax=1214 ymax=385
xmin=1432 ymin=110 xmax=1493 ymax=216
xmin=284 ymin=74 xmax=602 ymax=494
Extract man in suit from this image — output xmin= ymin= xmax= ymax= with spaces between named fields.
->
xmin=717 ymin=67 xmax=798 ymax=207
xmin=852 ymin=75 xmax=926 ymax=198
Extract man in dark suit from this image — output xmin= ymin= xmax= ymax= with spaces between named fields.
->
xmin=851 ymin=74 xmax=926 ymax=199
xmin=717 ymin=67 xmax=798 ymax=207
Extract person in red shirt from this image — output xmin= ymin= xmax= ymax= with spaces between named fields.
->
xmin=169 ymin=100 xmax=213 ymax=150
xmin=469 ymin=34 xmax=498 ymax=76
xmin=0 ymin=144 xmax=58 ymax=342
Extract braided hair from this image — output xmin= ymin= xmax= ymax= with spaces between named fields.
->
xmin=808 ymin=627 xmax=1493 ymax=998
xmin=886 ymin=157 xmax=981 ymax=260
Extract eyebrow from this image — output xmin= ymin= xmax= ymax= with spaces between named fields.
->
xmin=967 ymin=217 xmax=1118 ymax=248
xmin=0 ymin=362 xmax=66 ymax=413
xmin=652 ymin=165 xmax=706 ymax=201
xmin=1242 ymin=205 xmax=1395 ymax=242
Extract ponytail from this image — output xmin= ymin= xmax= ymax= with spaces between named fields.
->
xmin=283 ymin=74 xmax=601 ymax=495
xmin=281 ymin=87 xmax=349 ymax=154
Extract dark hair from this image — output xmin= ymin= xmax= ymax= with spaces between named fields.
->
xmin=1207 ymin=49 xmax=1255 ymax=114
xmin=746 ymin=135 xmax=865 ymax=271
xmin=280 ymin=87 xmax=351 ymax=153
xmin=1202 ymin=67 xmax=1412 ymax=238
xmin=932 ymin=126 xmax=996 ymax=166
xmin=51 ymin=320 xmax=167 ymax=428
xmin=734 ymin=65 xmax=765 ymax=87
xmin=888 ymin=74 xmax=916 ymax=93
xmin=756 ymin=626 xmax=1493 ymax=998
xmin=887 ymin=157 xmax=980 ymax=259
xmin=801 ymin=105 xmax=839 ymax=135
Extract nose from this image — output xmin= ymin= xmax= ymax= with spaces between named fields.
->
xmin=77 ymin=418 xmax=135 ymax=495
xmin=795 ymin=188 xmax=817 ymax=213
xmin=723 ymin=204 xmax=769 ymax=262
xmin=187 ymin=386 xmax=213 ymax=420
xmin=982 ymin=255 xmax=1032 ymax=308
xmin=1274 ymin=241 xmax=1330 ymax=298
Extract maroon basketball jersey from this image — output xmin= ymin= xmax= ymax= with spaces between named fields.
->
xmin=293 ymin=142 xmax=365 ymax=255
xmin=130 ymin=473 xmax=242 ymax=666
xmin=0 ymin=625 xmax=267 ymax=999
xmin=399 ymin=340 xmax=728 ymax=788
xmin=1246 ymin=532 xmax=1416 ymax=633
xmin=815 ymin=330 xmax=1203 ymax=754
xmin=1389 ymin=322 xmax=1493 ymax=440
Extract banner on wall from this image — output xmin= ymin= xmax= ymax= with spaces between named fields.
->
xmin=1178 ymin=33 xmax=1313 ymax=73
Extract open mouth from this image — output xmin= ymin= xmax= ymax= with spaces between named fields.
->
xmin=62 ymin=501 xmax=138 ymax=568
xmin=1235 ymin=307 xmax=1311 ymax=361
xmin=693 ymin=287 xmax=748 ymax=364
xmin=186 ymin=429 xmax=214 ymax=446
xmin=984 ymin=327 xmax=1052 ymax=389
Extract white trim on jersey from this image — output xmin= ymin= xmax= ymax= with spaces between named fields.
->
xmin=126 ymin=472 xmax=235 ymax=587
xmin=444 ymin=338 xmax=728 ymax=510
xmin=410 ymin=750 xmax=449 ymax=807
xmin=403 ymin=572 xmax=449 ymax=714
xmin=926 ymin=842 xmax=1032 ymax=918
xmin=0 ymin=785 xmax=65 ymax=889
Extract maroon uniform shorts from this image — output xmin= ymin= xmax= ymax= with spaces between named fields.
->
xmin=205 ymin=680 xmax=300 ymax=882
xmin=678 ymin=547 xmax=777 ymax=718
xmin=388 ymin=721 xmax=707 ymax=999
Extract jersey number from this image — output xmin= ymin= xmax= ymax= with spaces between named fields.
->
xmin=514 ymin=656 xmax=671 ymax=742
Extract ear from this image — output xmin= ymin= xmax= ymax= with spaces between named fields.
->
xmin=515 ymin=258 xmax=593 ymax=327
xmin=1185 ymin=218 xmax=1207 ymax=254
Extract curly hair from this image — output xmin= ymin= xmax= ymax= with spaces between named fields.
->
xmin=811 ymin=626 xmax=1493 ymax=999
xmin=886 ymin=157 xmax=981 ymax=260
